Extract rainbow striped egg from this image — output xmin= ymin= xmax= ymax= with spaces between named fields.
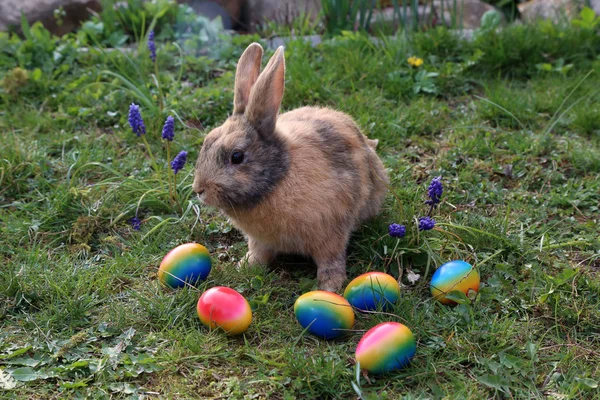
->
xmin=344 ymin=272 xmax=400 ymax=311
xmin=430 ymin=260 xmax=480 ymax=305
xmin=158 ymin=243 xmax=212 ymax=288
xmin=355 ymin=322 xmax=416 ymax=374
xmin=197 ymin=286 xmax=252 ymax=335
xmin=294 ymin=291 xmax=354 ymax=339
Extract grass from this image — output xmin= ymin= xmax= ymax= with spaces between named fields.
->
xmin=1 ymin=16 xmax=600 ymax=399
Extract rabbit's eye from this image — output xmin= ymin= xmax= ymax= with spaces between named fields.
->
xmin=231 ymin=151 xmax=244 ymax=165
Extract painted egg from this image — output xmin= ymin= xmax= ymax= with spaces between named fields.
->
xmin=197 ymin=286 xmax=252 ymax=335
xmin=344 ymin=272 xmax=400 ymax=311
xmin=294 ymin=291 xmax=354 ymax=339
xmin=158 ymin=243 xmax=212 ymax=288
xmin=430 ymin=260 xmax=480 ymax=305
xmin=355 ymin=322 xmax=416 ymax=374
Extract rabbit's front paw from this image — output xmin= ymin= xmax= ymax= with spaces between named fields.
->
xmin=316 ymin=256 xmax=347 ymax=293
xmin=238 ymin=239 xmax=275 ymax=269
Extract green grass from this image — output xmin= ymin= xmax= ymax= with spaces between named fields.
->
xmin=1 ymin=17 xmax=600 ymax=399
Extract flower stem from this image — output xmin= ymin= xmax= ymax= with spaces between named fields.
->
xmin=141 ymin=135 xmax=159 ymax=173
xmin=427 ymin=203 xmax=435 ymax=217
xmin=166 ymin=140 xmax=173 ymax=202
xmin=173 ymin=172 xmax=184 ymax=214
xmin=154 ymin=61 xmax=164 ymax=112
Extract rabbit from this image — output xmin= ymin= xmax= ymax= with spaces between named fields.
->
xmin=192 ymin=42 xmax=389 ymax=292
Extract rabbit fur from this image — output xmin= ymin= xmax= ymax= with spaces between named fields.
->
xmin=192 ymin=43 xmax=389 ymax=292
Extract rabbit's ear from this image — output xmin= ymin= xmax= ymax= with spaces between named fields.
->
xmin=245 ymin=46 xmax=285 ymax=135
xmin=233 ymin=43 xmax=264 ymax=115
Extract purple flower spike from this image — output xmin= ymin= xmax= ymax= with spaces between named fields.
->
xmin=418 ymin=216 xmax=436 ymax=231
xmin=148 ymin=30 xmax=156 ymax=63
xmin=128 ymin=103 xmax=146 ymax=137
xmin=170 ymin=151 xmax=187 ymax=174
xmin=130 ymin=216 xmax=141 ymax=231
xmin=425 ymin=176 xmax=443 ymax=207
xmin=388 ymin=223 xmax=406 ymax=238
xmin=161 ymin=115 xmax=175 ymax=141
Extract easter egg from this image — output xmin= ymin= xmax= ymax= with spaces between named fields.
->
xmin=344 ymin=272 xmax=400 ymax=311
xmin=355 ymin=322 xmax=416 ymax=374
xmin=197 ymin=286 xmax=252 ymax=335
xmin=294 ymin=291 xmax=354 ymax=339
xmin=430 ymin=260 xmax=480 ymax=305
xmin=158 ymin=243 xmax=212 ymax=288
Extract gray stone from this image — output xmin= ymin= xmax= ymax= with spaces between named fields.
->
xmin=186 ymin=0 xmax=234 ymax=29
xmin=517 ymin=0 xmax=599 ymax=22
xmin=0 ymin=0 xmax=101 ymax=35
xmin=247 ymin=0 xmax=497 ymax=31
xmin=370 ymin=0 xmax=501 ymax=30
xmin=179 ymin=0 xmax=247 ymax=30
xmin=246 ymin=0 xmax=321 ymax=30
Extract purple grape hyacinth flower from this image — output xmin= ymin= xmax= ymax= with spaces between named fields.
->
xmin=128 ymin=103 xmax=146 ymax=136
xmin=170 ymin=151 xmax=187 ymax=174
xmin=148 ymin=30 xmax=156 ymax=63
xmin=130 ymin=216 xmax=141 ymax=231
xmin=425 ymin=176 xmax=443 ymax=207
xmin=418 ymin=216 xmax=436 ymax=231
xmin=161 ymin=115 xmax=174 ymax=141
xmin=388 ymin=223 xmax=406 ymax=238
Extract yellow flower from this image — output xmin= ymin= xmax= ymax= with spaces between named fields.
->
xmin=407 ymin=56 xmax=424 ymax=67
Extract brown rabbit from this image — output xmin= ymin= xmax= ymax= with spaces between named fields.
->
xmin=192 ymin=43 xmax=388 ymax=292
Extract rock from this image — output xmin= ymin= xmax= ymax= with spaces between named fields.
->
xmin=457 ymin=0 xmax=501 ymax=29
xmin=179 ymin=0 xmax=247 ymax=30
xmin=245 ymin=0 xmax=321 ymax=31
xmin=370 ymin=0 xmax=501 ymax=30
xmin=517 ymin=0 xmax=590 ymax=23
xmin=0 ymin=0 xmax=101 ymax=35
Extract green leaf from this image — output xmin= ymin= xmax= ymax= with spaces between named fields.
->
xmin=31 ymin=68 xmax=42 ymax=81
xmin=11 ymin=367 xmax=38 ymax=382
xmin=536 ymin=63 xmax=553 ymax=72
xmin=525 ymin=342 xmax=538 ymax=362
xmin=250 ymin=276 xmax=263 ymax=289
xmin=66 ymin=360 xmax=89 ymax=370
xmin=20 ymin=12 xmax=32 ymax=41
xmin=580 ymin=7 xmax=596 ymax=24
xmin=444 ymin=291 xmax=470 ymax=304
xmin=499 ymin=352 xmax=522 ymax=371
xmin=477 ymin=374 xmax=506 ymax=390
xmin=0 ymin=347 xmax=31 ymax=360
xmin=480 ymin=10 xmax=501 ymax=31
xmin=575 ymin=377 xmax=598 ymax=389
xmin=128 ymin=353 xmax=154 ymax=365
xmin=5 ymin=356 xmax=46 ymax=367
xmin=61 ymin=380 xmax=88 ymax=389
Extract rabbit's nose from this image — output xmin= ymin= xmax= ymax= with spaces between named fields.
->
xmin=192 ymin=176 xmax=205 ymax=194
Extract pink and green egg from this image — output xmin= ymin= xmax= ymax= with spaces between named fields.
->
xmin=197 ymin=286 xmax=252 ymax=335
xmin=344 ymin=272 xmax=400 ymax=311
xmin=158 ymin=243 xmax=212 ymax=288
xmin=355 ymin=322 xmax=416 ymax=374
xmin=294 ymin=291 xmax=354 ymax=339
xmin=430 ymin=260 xmax=480 ymax=305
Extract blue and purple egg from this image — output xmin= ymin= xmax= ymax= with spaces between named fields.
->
xmin=430 ymin=260 xmax=480 ymax=305
xmin=158 ymin=243 xmax=212 ymax=288
xmin=294 ymin=291 xmax=354 ymax=339
xmin=344 ymin=272 xmax=400 ymax=311
xmin=355 ymin=322 xmax=416 ymax=374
